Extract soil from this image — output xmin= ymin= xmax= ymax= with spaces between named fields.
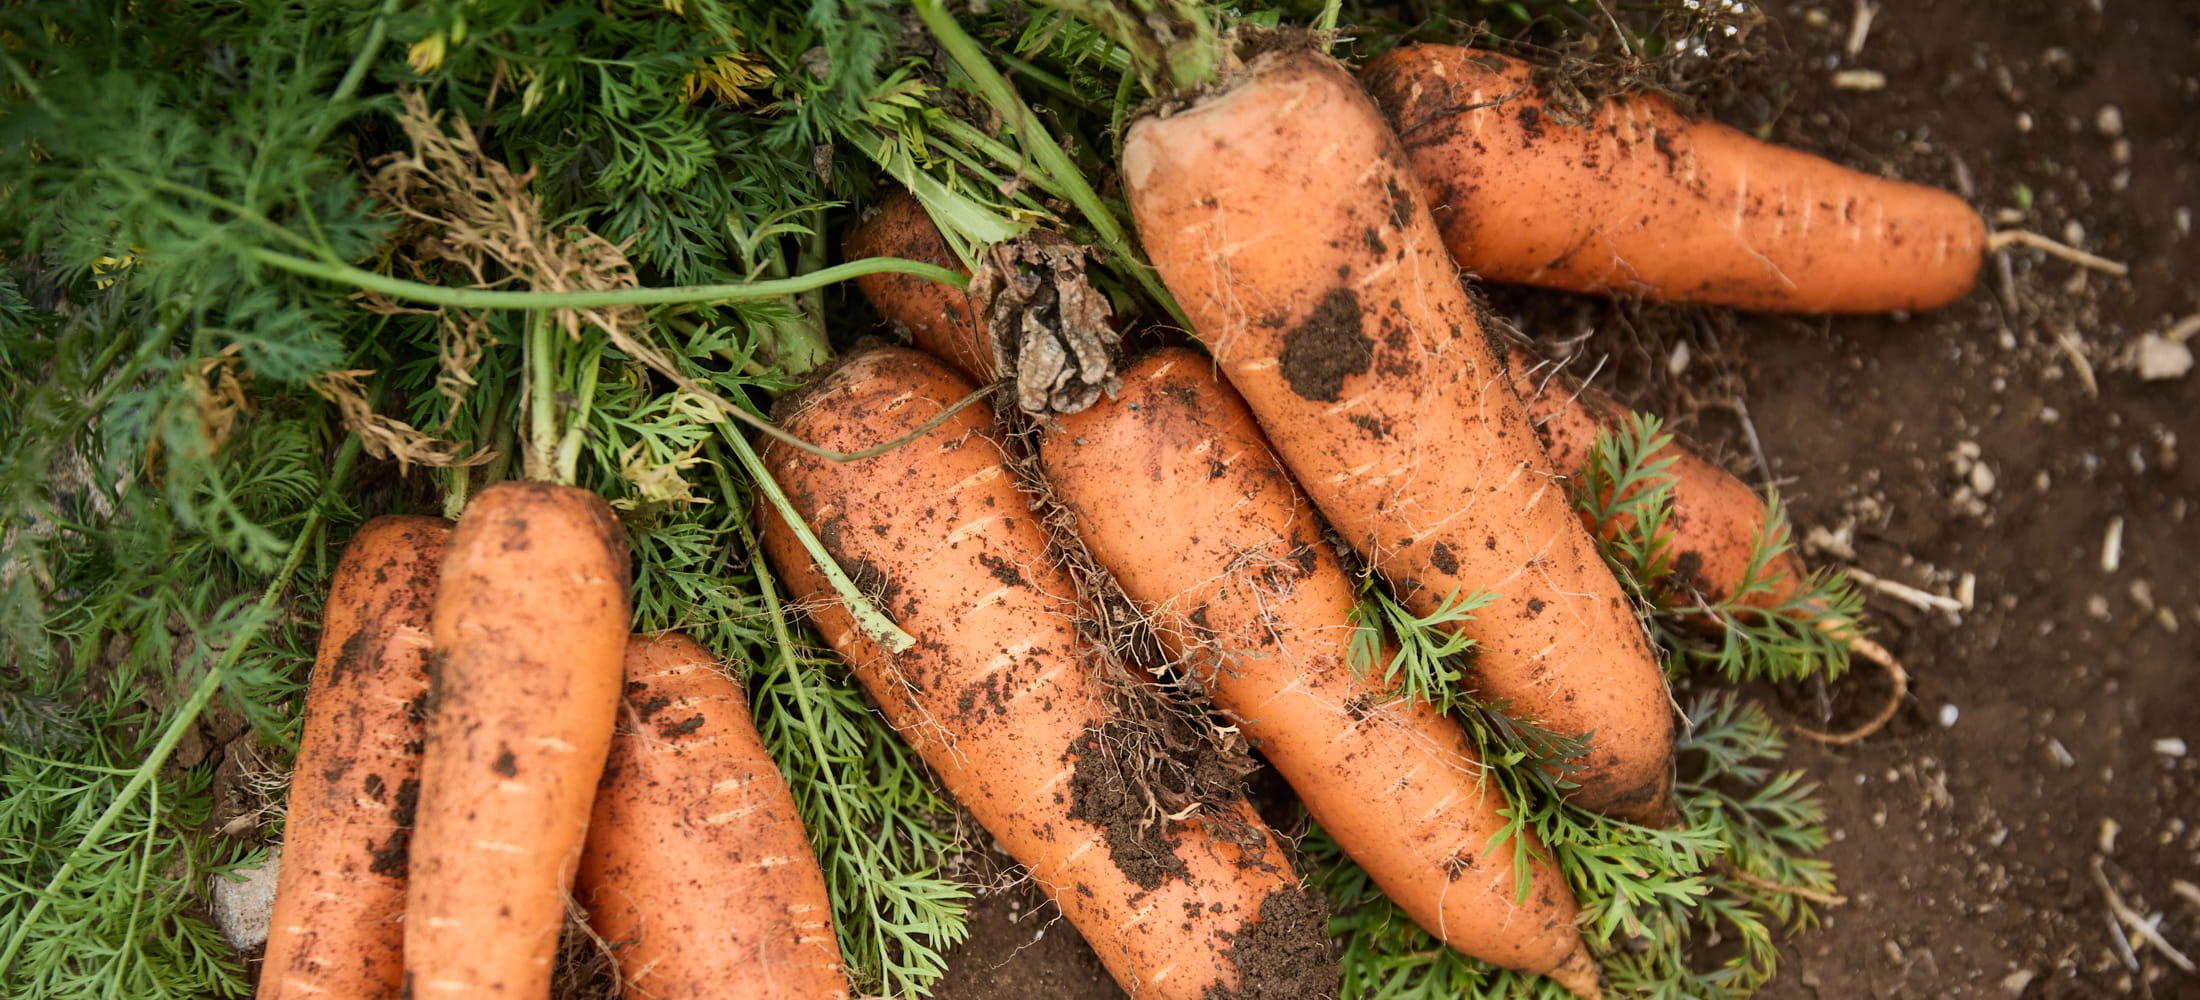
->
xmin=929 ymin=2 xmax=2200 ymax=998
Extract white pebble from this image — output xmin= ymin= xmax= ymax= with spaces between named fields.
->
xmin=210 ymin=851 xmax=282 ymax=951
xmin=2157 ymin=737 xmax=2189 ymax=758
xmin=1938 ymin=704 xmax=1961 ymax=728
xmin=2048 ymin=738 xmax=2077 ymax=767
xmin=2095 ymin=104 xmax=2124 ymax=137
xmin=2135 ymin=335 xmax=2194 ymax=381
xmin=1970 ymin=462 xmax=1997 ymax=495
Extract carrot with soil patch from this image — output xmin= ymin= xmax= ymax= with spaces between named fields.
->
xmin=258 ymin=515 xmax=448 ymax=1000
xmin=1120 ymin=40 xmax=1675 ymax=825
xmin=1359 ymin=45 xmax=1987 ymax=314
xmin=404 ymin=481 xmax=632 ymax=998
xmin=577 ymin=632 xmax=849 ymax=1000
xmin=758 ymin=344 xmax=1332 ymax=1000
xmin=1040 ymin=347 xmax=1603 ymax=998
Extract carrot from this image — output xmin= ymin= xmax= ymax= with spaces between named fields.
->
xmin=757 ymin=344 xmax=1330 ymax=1000
xmin=1504 ymin=346 xmax=1805 ymax=612
xmin=404 ymin=481 xmax=632 ymax=998
xmin=1122 ymin=44 xmax=1676 ymax=825
xmin=1039 ymin=347 xmax=1602 ymax=998
xmin=1360 ymin=45 xmax=1987 ymax=314
xmin=843 ymin=189 xmax=996 ymax=384
xmin=258 ymin=516 xmax=448 ymax=1000
xmin=576 ymin=632 xmax=849 ymax=1000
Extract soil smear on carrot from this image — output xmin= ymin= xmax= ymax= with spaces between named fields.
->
xmin=1278 ymin=288 xmax=1371 ymax=402
xmin=1064 ymin=723 xmax=1191 ymax=890
xmin=1197 ymin=888 xmax=1338 ymax=1000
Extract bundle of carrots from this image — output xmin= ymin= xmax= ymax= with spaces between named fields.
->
xmin=258 ymin=493 xmax=851 ymax=1000
xmin=261 ymin=23 xmax=1967 ymax=1000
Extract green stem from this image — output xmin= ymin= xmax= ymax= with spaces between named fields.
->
xmin=526 ymin=312 xmax=558 ymax=483
xmin=911 ymin=0 xmax=1189 ymax=330
xmin=243 ymin=246 xmax=966 ymax=310
xmin=0 ymin=437 xmax=362 ymax=982
xmin=719 ymin=426 xmax=915 ymax=655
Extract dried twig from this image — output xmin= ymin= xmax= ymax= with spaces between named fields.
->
xmin=2053 ymin=327 xmax=2101 ymax=399
xmin=2093 ymin=857 xmax=2198 ymax=973
xmin=1847 ymin=567 xmax=1965 ymax=615
xmin=1717 ymin=858 xmax=1849 ymax=906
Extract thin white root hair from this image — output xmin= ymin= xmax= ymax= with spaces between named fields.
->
xmin=1988 ymin=229 xmax=2130 ymax=277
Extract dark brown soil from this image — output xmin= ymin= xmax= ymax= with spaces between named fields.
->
xmin=930 ymin=2 xmax=2200 ymax=998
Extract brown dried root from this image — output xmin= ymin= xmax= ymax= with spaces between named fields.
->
xmin=310 ymin=369 xmax=496 ymax=473
xmin=1791 ymin=633 xmax=1908 ymax=746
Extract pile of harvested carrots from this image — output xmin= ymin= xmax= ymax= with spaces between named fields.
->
xmin=261 ymin=36 xmax=1990 ymax=1000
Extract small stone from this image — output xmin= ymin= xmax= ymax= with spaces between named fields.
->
xmin=2095 ymin=105 xmax=2124 ymax=137
xmin=1834 ymin=69 xmax=1888 ymax=90
xmin=2112 ymin=138 xmax=2133 ymax=165
xmin=1939 ymin=704 xmax=1961 ymax=728
xmin=1970 ymin=462 xmax=1997 ymax=495
xmin=2000 ymin=969 xmax=2036 ymax=996
xmin=2087 ymin=595 xmax=2112 ymax=620
xmin=2134 ymin=335 xmax=2194 ymax=381
xmin=2015 ymin=111 xmax=2035 ymax=133
xmin=2158 ymin=737 xmax=2189 ymax=758
xmin=210 ymin=850 xmax=282 ymax=951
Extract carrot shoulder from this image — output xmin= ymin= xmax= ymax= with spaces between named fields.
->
xmin=577 ymin=633 xmax=849 ymax=1000
xmin=1040 ymin=348 xmax=1602 ymax=998
xmin=758 ymin=345 xmax=1324 ymax=1000
xmin=259 ymin=515 xmax=448 ymax=1000
xmin=405 ymin=482 xmax=632 ymax=998
xmin=1123 ymin=45 xmax=1676 ymax=825
xmin=1361 ymin=45 xmax=1986 ymax=314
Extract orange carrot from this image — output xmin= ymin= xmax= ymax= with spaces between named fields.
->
xmin=757 ymin=344 xmax=1329 ymax=1000
xmin=577 ymin=633 xmax=849 ymax=1000
xmin=1505 ymin=346 xmax=1806 ymax=612
xmin=844 ymin=190 xmax=996 ymax=384
xmin=1361 ymin=45 xmax=1986 ymax=314
xmin=404 ymin=482 xmax=632 ymax=998
xmin=1040 ymin=347 xmax=1602 ymax=998
xmin=1123 ymin=44 xmax=1676 ymax=825
xmin=259 ymin=516 xmax=448 ymax=1000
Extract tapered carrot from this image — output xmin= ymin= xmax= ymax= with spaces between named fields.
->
xmin=1361 ymin=45 xmax=1987 ymax=314
xmin=1123 ymin=45 xmax=1676 ymax=825
xmin=757 ymin=344 xmax=1330 ymax=1000
xmin=1504 ymin=346 xmax=1804 ymax=611
xmin=577 ymin=633 xmax=849 ymax=1000
xmin=405 ymin=482 xmax=632 ymax=998
xmin=1040 ymin=348 xmax=1602 ymax=998
xmin=258 ymin=516 xmax=448 ymax=1000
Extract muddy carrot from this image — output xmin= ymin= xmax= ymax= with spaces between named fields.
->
xmin=757 ymin=344 xmax=1332 ymax=1000
xmin=576 ymin=632 xmax=849 ymax=1000
xmin=404 ymin=482 xmax=632 ymax=998
xmin=1361 ymin=45 xmax=1986 ymax=314
xmin=844 ymin=189 xmax=995 ymax=383
xmin=1123 ymin=43 xmax=1677 ymax=825
xmin=1040 ymin=347 xmax=1603 ymax=998
xmin=259 ymin=516 xmax=448 ymax=1000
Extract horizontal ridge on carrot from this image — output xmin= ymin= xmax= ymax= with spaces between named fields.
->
xmin=1040 ymin=347 xmax=1602 ymax=999
xmin=757 ymin=344 xmax=1329 ymax=1000
xmin=1123 ymin=42 xmax=1676 ymax=825
xmin=405 ymin=481 xmax=633 ymax=998
xmin=259 ymin=515 xmax=448 ymax=1000
xmin=577 ymin=632 xmax=850 ymax=1000
xmin=1361 ymin=45 xmax=1986 ymax=314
